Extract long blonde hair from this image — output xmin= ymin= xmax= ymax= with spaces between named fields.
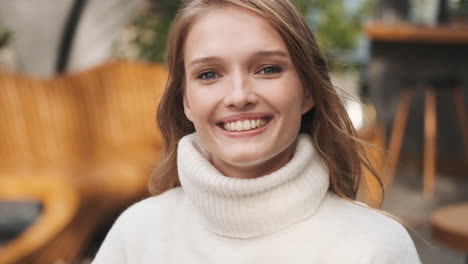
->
xmin=149 ymin=0 xmax=383 ymax=205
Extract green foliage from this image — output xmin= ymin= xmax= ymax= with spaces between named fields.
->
xmin=131 ymin=0 xmax=181 ymax=62
xmin=0 ymin=25 xmax=12 ymax=49
xmin=298 ymin=0 xmax=372 ymax=72
xmin=306 ymin=0 xmax=372 ymax=56
xmin=293 ymin=0 xmax=312 ymax=14
xmin=129 ymin=0 xmax=371 ymax=65
xmin=456 ymin=0 xmax=468 ymax=15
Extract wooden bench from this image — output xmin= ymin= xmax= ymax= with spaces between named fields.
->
xmin=0 ymin=61 xmax=166 ymax=263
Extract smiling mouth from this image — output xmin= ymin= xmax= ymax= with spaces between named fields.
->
xmin=217 ymin=118 xmax=272 ymax=132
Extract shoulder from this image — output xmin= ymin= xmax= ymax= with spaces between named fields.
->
xmin=109 ymin=187 xmax=185 ymax=236
xmin=319 ymin=193 xmax=403 ymax=230
xmin=124 ymin=187 xmax=184 ymax=216
xmin=317 ymin=193 xmax=420 ymax=263
xmin=93 ymin=188 xmax=185 ymax=263
xmin=119 ymin=187 xmax=184 ymax=221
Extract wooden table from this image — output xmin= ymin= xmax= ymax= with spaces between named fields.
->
xmin=431 ymin=203 xmax=468 ymax=263
xmin=365 ymin=22 xmax=468 ymax=198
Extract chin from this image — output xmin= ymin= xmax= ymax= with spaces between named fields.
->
xmin=220 ymin=149 xmax=278 ymax=167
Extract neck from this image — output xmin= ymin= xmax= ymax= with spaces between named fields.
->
xmin=210 ymin=142 xmax=296 ymax=179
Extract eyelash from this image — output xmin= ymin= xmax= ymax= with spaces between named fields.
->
xmin=197 ymin=71 xmax=218 ymax=80
xmin=257 ymin=65 xmax=283 ymax=75
xmin=195 ymin=65 xmax=283 ymax=81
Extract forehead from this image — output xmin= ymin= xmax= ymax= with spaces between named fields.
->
xmin=184 ymin=5 xmax=289 ymax=61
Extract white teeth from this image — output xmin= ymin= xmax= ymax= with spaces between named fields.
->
xmin=222 ymin=118 xmax=268 ymax=132
xmin=235 ymin=121 xmax=243 ymax=131
xmin=243 ymin=120 xmax=251 ymax=130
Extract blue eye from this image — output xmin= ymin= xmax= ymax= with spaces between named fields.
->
xmin=259 ymin=66 xmax=283 ymax=75
xmin=198 ymin=71 xmax=218 ymax=80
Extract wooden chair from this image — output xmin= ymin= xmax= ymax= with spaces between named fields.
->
xmin=0 ymin=61 xmax=167 ymax=263
xmin=0 ymin=174 xmax=79 ymax=264
xmin=383 ymin=77 xmax=467 ymax=198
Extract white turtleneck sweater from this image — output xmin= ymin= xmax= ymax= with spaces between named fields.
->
xmin=93 ymin=133 xmax=420 ymax=263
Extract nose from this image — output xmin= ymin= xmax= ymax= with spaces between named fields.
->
xmin=223 ymin=72 xmax=258 ymax=110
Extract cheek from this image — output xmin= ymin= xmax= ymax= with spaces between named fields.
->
xmin=185 ymin=84 xmax=222 ymax=122
xmin=264 ymin=78 xmax=305 ymax=113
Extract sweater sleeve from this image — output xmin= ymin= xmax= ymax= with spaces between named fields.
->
xmin=92 ymin=210 xmax=129 ymax=264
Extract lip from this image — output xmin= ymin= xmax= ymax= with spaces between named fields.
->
xmin=216 ymin=113 xmax=272 ymax=125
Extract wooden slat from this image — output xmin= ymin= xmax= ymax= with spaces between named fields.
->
xmin=365 ymin=22 xmax=468 ymax=44
xmin=423 ymin=88 xmax=437 ymax=198
xmin=453 ymin=88 xmax=468 ymax=157
xmin=383 ymin=90 xmax=413 ymax=187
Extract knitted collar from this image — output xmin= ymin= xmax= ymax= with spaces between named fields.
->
xmin=177 ymin=133 xmax=330 ymax=238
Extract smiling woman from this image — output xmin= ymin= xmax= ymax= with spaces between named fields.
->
xmin=182 ymin=6 xmax=312 ymax=178
xmin=92 ymin=1 xmax=421 ymax=263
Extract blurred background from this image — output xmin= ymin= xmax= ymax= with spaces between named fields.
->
xmin=0 ymin=0 xmax=467 ymax=263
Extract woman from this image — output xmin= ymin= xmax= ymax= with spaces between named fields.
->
xmin=93 ymin=0 xmax=420 ymax=263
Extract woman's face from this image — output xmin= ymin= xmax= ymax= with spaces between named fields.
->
xmin=183 ymin=5 xmax=313 ymax=179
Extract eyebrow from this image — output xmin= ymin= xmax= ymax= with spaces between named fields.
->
xmin=254 ymin=50 xmax=289 ymax=58
xmin=188 ymin=49 xmax=289 ymax=68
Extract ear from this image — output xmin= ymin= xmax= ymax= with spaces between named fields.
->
xmin=183 ymin=93 xmax=193 ymax=122
xmin=301 ymin=90 xmax=314 ymax=114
